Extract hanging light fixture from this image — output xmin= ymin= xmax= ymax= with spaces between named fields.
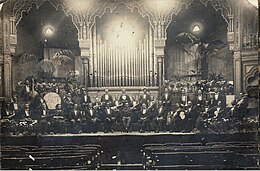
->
xmin=45 ymin=27 xmax=54 ymax=37
xmin=193 ymin=25 xmax=200 ymax=32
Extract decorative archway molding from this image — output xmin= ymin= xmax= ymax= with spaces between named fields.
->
xmin=244 ymin=66 xmax=258 ymax=88
xmin=164 ymin=0 xmax=233 ymax=39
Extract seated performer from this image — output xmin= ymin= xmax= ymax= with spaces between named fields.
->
xmin=52 ymin=104 xmax=66 ymax=134
xmin=180 ymin=89 xmax=189 ymax=106
xmin=21 ymin=79 xmax=31 ymax=101
xmin=83 ymin=103 xmax=100 ymax=133
xmin=139 ymin=87 xmax=151 ymax=106
xmin=69 ymin=103 xmax=82 ymax=133
xmin=196 ymin=89 xmax=206 ymax=106
xmin=148 ymin=96 xmax=157 ymax=122
xmin=184 ymin=101 xmax=200 ymax=132
xmin=154 ymin=101 xmax=166 ymax=133
xmin=103 ymin=103 xmax=116 ymax=133
xmin=10 ymin=96 xmax=20 ymax=116
xmin=121 ymin=103 xmax=132 ymax=132
xmin=1 ymin=102 xmax=17 ymax=135
xmin=38 ymin=103 xmax=51 ymax=134
xmin=112 ymin=95 xmax=123 ymax=123
xmin=130 ymin=95 xmax=140 ymax=123
xmin=209 ymin=101 xmax=227 ymax=133
xmin=101 ymin=89 xmax=113 ymax=106
xmin=2 ymin=101 xmax=15 ymax=119
xmin=19 ymin=103 xmax=37 ymax=135
xmin=119 ymin=89 xmax=131 ymax=106
xmin=212 ymin=89 xmax=225 ymax=107
xmin=138 ymin=103 xmax=150 ymax=133
xmin=80 ymin=90 xmax=92 ymax=107
xmin=170 ymin=103 xmax=185 ymax=132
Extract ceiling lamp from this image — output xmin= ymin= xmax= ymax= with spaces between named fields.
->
xmin=45 ymin=27 xmax=54 ymax=37
xmin=192 ymin=25 xmax=200 ymax=32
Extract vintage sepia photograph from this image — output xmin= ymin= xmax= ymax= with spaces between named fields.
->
xmin=0 ymin=0 xmax=259 ymax=170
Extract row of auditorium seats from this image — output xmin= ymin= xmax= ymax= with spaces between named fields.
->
xmin=142 ymin=141 xmax=259 ymax=170
xmin=1 ymin=144 xmax=101 ymax=170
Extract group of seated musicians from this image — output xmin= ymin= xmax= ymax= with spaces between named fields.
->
xmin=1 ymin=82 xmax=252 ymax=135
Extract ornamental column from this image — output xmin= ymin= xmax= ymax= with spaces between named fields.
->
xmin=78 ymin=20 xmax=93 ymax=88
xmin=154 ymin=39 xmax=166 ymax=97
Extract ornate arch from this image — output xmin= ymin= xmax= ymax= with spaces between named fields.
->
xmin=87 ymin=0 xmax=156 ymax=31
xmin=164 ymin=0 xmax=233 ymax=38
xmin=244 ymin=66 xmax=258 ymax=87
xmin=11 ymin=0 xmax=81 ymax=32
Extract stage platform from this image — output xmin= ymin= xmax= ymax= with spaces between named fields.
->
xmin=1 ymin=132 xmax=258 ymax=170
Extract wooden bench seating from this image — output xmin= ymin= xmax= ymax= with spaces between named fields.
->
xmin=142 ymin=142 xmax=259 ymax=170
xmin=1 ymin=145 xmax=101 ymax=170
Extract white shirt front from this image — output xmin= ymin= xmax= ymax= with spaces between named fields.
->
xmin=26 ymin=85 xmax=30 ymax=93
xmin=25 ymin=110 xmax=30 ymax=117
xmin=13 ymin=103 xmax=18 ymax=110
xmin=198 ymin=95 xmax=202 ymax=101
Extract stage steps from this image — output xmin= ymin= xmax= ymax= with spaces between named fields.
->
xmin=142 ymin=141 xmax=259 ymax=170
xmin=1 ymin=145 xmax=101 ymax=170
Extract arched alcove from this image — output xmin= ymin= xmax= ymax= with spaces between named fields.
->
xmin=91 ymin=3 xmax=154 ymax=87
xmin=165 ymin=1 xmax=233 ymax=82
xmin=13 ymin=1 xmax=80 ymax=84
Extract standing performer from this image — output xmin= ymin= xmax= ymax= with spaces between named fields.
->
xmin=80 ymin=90 xmax=92 ymax=107
xmin=161 ymin=87 xmax=172 ymax=111
xmin=101 ymin=89 xmax=113 ymax=107
xmin=83 ymin=103 xmax=100 ymax=133
xmin=119 ymin=89 xmax=131 ymax=106
xmin=139 ymin=87 xmax=151 ymax=106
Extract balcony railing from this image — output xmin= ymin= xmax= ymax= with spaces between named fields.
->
xmin=242 ymin=33 xmax=258 ymax=50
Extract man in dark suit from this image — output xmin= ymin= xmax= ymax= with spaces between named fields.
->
xmin=103 ymin=103 xmax=116 ymax=133
xmin=52 ymin=104 xmax=66 ymax=134
xmin=18 ymin=103 xmax=37 ymax=135
xmin=195 ymin=89 xmax=206 ymax=106
xmin=138 ymin=103 xmax=150 ymax=133
xmin=119 ymin=89 xmax=131 ymax=106
xmin=121 ymin=103 xmax=132 ymax=132
xmin=170 ymin=103 xmax=185 ymax=132
xmin=69 ymin=103 xmax=82 ymax=133
xmin=180 ymin=89 xmax=190 ymax=106
xmin=184 ymin=101 xmax=200 ymax=132
xmin=161 ymin=87 xmax=172 ymax=112
xmin=154 ymin=101 xmax=166 ymax=133
xmin=80 ymin=90 xmax=92 ymax=107
xmin=209 ymin=101 xmax=227 ymax=133
xmin=130 ymin=95 xmax=140 ymax=123
xmin=38 ymin=103 xmax=51 ymax=134
xmin=101 ymin=89 xmax=113 ymax=107
xmin=139 ymin=88 xmax=151 ymax=106
xmin=82 ymin=103 xmax=100 ymax=133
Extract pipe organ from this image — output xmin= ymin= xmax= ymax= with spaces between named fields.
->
xmin=92 ymin=35 xmax=155 ymax=87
